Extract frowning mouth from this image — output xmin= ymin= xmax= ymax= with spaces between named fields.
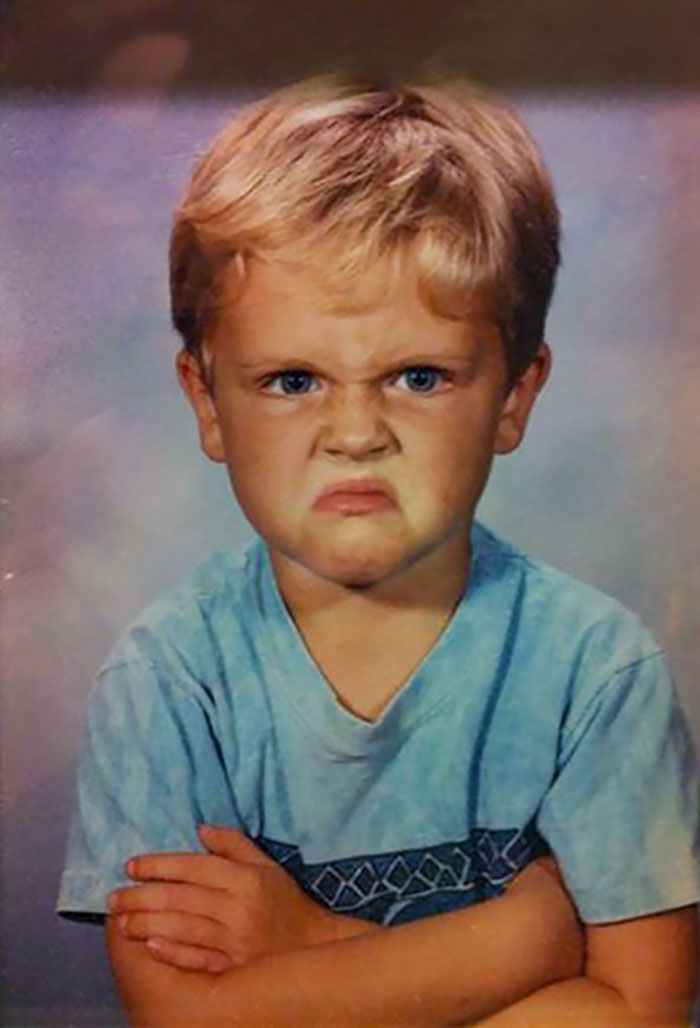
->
xmin=312 ymin=478 xmax=397 ymax=515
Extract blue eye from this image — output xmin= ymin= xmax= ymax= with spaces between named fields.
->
xmin=265 ymin=370 xmax=317 ymax=395
xmin=395 ymin=367 xmax=448 ymax=393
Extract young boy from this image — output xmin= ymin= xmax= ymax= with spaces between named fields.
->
xmin=58 ymin=77 xmax=700 ymax=1026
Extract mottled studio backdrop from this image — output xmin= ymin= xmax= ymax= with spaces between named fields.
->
xmin=2 ymin=2 xmax=700 ymax=1025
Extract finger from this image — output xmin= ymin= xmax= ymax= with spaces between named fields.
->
xmin=145 ymin=936 xmax=231 ymax=974
xmin=110 ymin=881 xmax=233 ymax=920
xmin=126 ymin=851 xmax=258 ymax=888
xmin=198 ymin=825 xmax=275 ymax=867
xmin=116 ymin=910 xmax=230 ymax=954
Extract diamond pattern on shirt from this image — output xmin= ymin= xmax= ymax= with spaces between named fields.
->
xmin=257 ymin=824 xmax=544 ymax=925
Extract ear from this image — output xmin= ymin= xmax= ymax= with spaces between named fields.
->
xmin=494 ymin=343 xmax=552 ymax=455
xmin=175 ymin=349 xmax=226 ymax=463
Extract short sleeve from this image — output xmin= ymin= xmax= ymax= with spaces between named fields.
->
xmin=56 ymin=658 xmax=243 ymax=920
xmin=537 ymin=651 xmax=700 ymax=923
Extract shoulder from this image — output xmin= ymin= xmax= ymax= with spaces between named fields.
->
xmin=471 ymin=522 xmax=668 ymax=717
xmin=97 ymin=534 xmax=267 ymax=697
xmin=473 ymin=520 xmax=661 ymax=655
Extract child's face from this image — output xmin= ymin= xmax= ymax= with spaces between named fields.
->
xmin=178 ymin=256 xmax=549 ymax=588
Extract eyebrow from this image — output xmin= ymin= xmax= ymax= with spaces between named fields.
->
xmin=233 ymin=351 xmax=480 ymax=372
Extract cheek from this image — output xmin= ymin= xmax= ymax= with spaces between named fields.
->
xmin=221 ymin=403 xmax=284 ymax=458
xmin=222 ymin=414 xmax=307 ymax=497
xmin=420 ymin=407 xmax=499 ymax=498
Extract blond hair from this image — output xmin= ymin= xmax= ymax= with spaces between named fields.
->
xmin=170 ymin=76 xmax=560 ymax=380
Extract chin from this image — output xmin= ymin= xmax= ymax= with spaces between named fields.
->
xmin=311 ymin=552 xmax=399 ymax=587
xmin=267 ymin=515 xmax=445 ymax=589
xmin=305 ymin=534 xmax=423 ymax=589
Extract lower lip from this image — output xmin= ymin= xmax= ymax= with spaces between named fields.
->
xmin=313 ymin=491 xmax=397 ymax=515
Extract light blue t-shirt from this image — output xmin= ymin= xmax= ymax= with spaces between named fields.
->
xmin=57 ymin=523 xmax=700 ymax=925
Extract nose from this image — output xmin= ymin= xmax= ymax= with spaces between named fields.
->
xmin=319 ymin=386 xmax=396 ymax=461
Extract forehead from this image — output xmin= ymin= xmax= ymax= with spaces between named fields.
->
xmin=210 ymin=255 xmax=496 ymax=367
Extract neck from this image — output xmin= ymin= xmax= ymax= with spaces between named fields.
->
xmin=269 ymin=528 xmax=472 ymax=627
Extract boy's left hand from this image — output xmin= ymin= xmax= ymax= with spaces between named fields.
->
xmin=108 ymin=825 xmax=355 ymax=974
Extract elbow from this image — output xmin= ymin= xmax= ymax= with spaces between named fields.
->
xmin=106 ymin=918 xmax=235 ymax=1027
xmin=113 ymin=973 xmax=237 ymax=1028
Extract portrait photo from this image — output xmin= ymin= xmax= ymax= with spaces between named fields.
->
xmin=2 ymin=2 xmax=699 ymax=1025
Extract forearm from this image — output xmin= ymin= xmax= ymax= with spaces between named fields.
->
xmin=109 ymin=868 xmax=581 ymax=1027
xmin=473 ymin=976 xmax=692 ymax=1028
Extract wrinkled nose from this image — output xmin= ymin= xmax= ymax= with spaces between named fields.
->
xmin=319 ymin=387 xmax=396 ymax=461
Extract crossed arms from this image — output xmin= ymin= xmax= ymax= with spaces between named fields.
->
xmin=106 ymin=826 xmax=698 ymax=1027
